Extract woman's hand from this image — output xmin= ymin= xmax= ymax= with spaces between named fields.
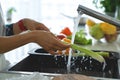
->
xmin=32 ymin=30 xmax=70 ymax=54
xmin=0 ymin=30 xmax=70 ymax=54
xmin=22 ymin=18 xmax=50 ymax=31
xmin=13 ymin=18 xmax=50 ymax=34
xmin=12 ymin=18 xmax=70 ymax=54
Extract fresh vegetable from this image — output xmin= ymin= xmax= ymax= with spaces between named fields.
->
xmin=73 ymin=51 xmax=109 ymax=57
xmin=67 ymin=30 xmax=92 ymax=45
xmin=60 ymin=27 xmax=72 ymax=36
xmin=62 ymin=38 xmax=71 ymax=43
xmin=89 ymin=23 xmax=104 ymax=40
xmin=96 ymin=52 xmax=109 ymax=57
xmin=71 ymin=44 xmax=105 ymax=63
xmin=58 ymin=39 xmax=107 ymax=63
xmin=86 ymin=18 xmax=96 ymax=27
xmin=100 ymin=22 xmax=117 ymax=34
xmin=100 ymin=22 xmax=117 ymax=43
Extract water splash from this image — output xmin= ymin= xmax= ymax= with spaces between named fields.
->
xmin=67 ymin=11 xmax=83 ymax=73
xmin=102 ymin=61 xmax=107 ymax=71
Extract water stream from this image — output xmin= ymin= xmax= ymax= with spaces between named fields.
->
xmin=67 ymin=11 xmax=83 ymax=73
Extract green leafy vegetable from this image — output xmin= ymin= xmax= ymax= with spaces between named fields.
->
xmin=71 ymin=44 xmax=105 ymax=63
xmin=73 ymin=51 xmax=109 ymax=57
xmin=67 ymin=30 xmax=92 ymax=45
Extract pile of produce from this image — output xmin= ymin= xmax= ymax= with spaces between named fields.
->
xmin=86 ymin=18 xmax=118 ymax=43
xmin=57 ymin=27 xmax=92 ymax=45
xmin=56 ymin=27 xmax=92 ymax=55
xmin=56 ymin=27 xmax=109 ymax=62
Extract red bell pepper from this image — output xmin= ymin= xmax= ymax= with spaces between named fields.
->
xmin=60 ymin=27 xmax=72 ymax=36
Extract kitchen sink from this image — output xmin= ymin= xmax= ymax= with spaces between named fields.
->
xmin=9 ymin=48 xmax=120 ymax=79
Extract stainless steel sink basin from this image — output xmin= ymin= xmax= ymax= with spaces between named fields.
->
xmin=9 ymin=48 xmax=120 ymax=79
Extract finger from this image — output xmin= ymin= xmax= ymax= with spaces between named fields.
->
xmin=37 ymin=23 xmax=50 ymax=31
xmin=50 ymin=36 xmax=70 ymax=50
xmin=37 ymin=27 xmax=50 ymax=31
xmin=53 ymin=39 xmax=71 ymax=49
xmin=48 ymin=50 xmax=56 ymax=54
xmin=55 ymin=43 xmax=70 ymax=51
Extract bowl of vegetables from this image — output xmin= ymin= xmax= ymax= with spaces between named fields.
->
xmin=86 ymin=18 xmax=118 ymax=43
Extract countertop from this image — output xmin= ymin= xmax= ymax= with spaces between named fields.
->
xmin=0 ymin=71 xmax=119 ymax=80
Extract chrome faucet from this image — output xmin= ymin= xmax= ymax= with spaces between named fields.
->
xmin=77 ymin=5 xmax=120 ymax=28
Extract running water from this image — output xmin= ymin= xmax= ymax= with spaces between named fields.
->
xmin=102 ymin=61 xmax=107 ymax=71
xmin=67 ymin=11 xmax=83 ymax=73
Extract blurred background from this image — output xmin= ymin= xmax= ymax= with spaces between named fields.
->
xmin=1 ymin=0 xmax=100 ymax=33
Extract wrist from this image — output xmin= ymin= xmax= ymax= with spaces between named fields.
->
xmin=20 ymin=30 xmax=36 ymax=43
xmin=29 ymin=30 xmax=43 ymax=43
xmin=27 ymin=30 xmax=39 ymax=42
